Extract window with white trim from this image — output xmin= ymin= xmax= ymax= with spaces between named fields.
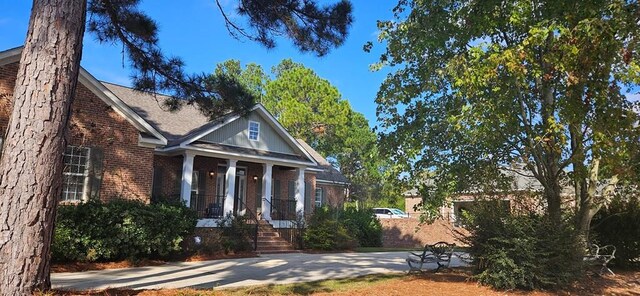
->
xmin=61 ymin=146 xmax=90 ymax=202
xmin=315 ymin=187 xmax=323 ymax=208
xmin=248 ymin=121 xmax=260 ymax=141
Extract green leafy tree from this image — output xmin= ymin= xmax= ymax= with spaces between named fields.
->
xmin=0 ymin=0 xmax=352 ymax=293
xmin=212 ymin=59 xmax=403 ymax=206
xmin=213 ymin=60 xmax=269 ymax=102
xmin=372 ymin=0 xmax=640 ymax=240
xmin=265 ymin=59 xmax=353 ymax=156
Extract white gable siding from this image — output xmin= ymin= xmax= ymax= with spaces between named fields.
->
xmin=200 ymin=112 xmax=296 ymax=154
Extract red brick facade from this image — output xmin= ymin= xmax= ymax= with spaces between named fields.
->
xmin=1 ymin=60 xmax=347 ymax=214
xmin=0 ymin=62 xmax=154 ymax=202
xmin=316 ymin=183 xmax=346 ymax=208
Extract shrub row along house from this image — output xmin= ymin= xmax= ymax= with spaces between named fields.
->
xmin=0 ymin=47 xmax=349 ymax=252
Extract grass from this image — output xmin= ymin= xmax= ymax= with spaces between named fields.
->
xmin=222 ymin=273 xmax=403 ymax=295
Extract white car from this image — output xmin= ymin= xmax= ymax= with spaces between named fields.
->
xmin=373 ymin=208 xmax=409 ymax=219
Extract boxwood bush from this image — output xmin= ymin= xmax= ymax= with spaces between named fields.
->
xmin=303 ymin=206 xmax=356 ymax=250
xmin=341 ymin=207 xmax=382 ymax=247
xmin=303 ymin=206 xmax=381 ymax=250
xmin=52 ymin=198 xmax=197 ymax=262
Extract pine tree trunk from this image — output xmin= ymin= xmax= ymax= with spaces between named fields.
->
xmin=0 ymin=1 xmax=86 ymax=294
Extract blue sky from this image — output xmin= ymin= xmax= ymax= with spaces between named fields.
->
xmin=0 ymin=0 xmax=394 ymax=127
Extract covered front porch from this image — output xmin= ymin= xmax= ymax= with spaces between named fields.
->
xmin=152 ymin=152 xmax=317 ymax=227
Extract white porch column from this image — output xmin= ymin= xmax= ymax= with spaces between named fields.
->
xmin=295 ymin=168 xmax=306 ymax=214
xmin=180 ymin=152 xmax=195 ymax=207
xmin=224 ymin=159 xmax=237 ymax=217
xmin=261 ymin=163 xmax=273 ymax=220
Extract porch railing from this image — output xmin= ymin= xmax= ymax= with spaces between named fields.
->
xmin=270 ymin=198 xmax=298 ymax=221
xmin=264 ymin=197 xmax=304 ymax=249
xmin=235 ymin=198 xmax=259 ymax=251
xmin=189 ymin=194 xmax=225 ymax=219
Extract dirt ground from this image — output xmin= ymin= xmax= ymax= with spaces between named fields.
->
xmin=47 ymin=269 xmax=640 ymax=296
xmin=311 ymin=271 xmax=640 ymax=296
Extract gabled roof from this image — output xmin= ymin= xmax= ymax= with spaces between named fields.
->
xmin=297 ymin=139 xmax=350 ymax=185
xmin=103 ymin=82 xmax=213 ymax=144
xmin=105 ymin=83 xmax=318 ymax=166
xmin=0 ymin=47 xmax=167 ymax=146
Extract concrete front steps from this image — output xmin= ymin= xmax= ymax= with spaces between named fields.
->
xmin=256 ymin=220 xmax=299 ymax=254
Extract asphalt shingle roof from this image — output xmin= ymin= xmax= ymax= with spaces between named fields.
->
xmin=103 ymin=82 xmax=213 ymax=142
xmin=297 ymin=139 xmax=349 ymax=184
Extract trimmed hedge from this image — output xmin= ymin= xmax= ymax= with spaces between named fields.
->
xmin=303 ymin=207 xmax=382 ymax=250
xmin=303 ymin=206 xmax=355 ymax=250
xmin=341 ymin=207 xmax=382 ymax=247
xmin=52 ymin=198 xmax=197 ymax=262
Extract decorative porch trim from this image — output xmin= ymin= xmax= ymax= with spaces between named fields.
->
xmin=156 ymin=145 xmax=316 ymax=167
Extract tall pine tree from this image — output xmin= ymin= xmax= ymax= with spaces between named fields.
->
xmin=0 ymin=0 xmax=352 ymax=294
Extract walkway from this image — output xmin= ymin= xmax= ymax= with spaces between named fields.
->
xmin=52 ymin=251 xmax=469 ymax=291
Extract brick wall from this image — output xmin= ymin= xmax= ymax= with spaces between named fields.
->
xmin=0 ymin=62 xmax=155 ymax=202
xmin=379 ymin=218 xmax=467 ymax=248
xmin=317 ymin=183 xmax=346 ymax=208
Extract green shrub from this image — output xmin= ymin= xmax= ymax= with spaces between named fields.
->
xmin=592 ymin=194 xmax=640 ymax=268
xmin=460 ymin=201 xmax=582 ymax=290
xmin=303 ymin=207 xmax=356 ymax=250
xmin=52 ymin=198 xmax=197 ymax=262
xmin=341 ymin=207 xmax=382 ymax=247
xmin=219 ymin=214 xmax=255 ymax=254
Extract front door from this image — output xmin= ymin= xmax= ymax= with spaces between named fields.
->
xmin=234 ymin=167 xmax=247 ymax=215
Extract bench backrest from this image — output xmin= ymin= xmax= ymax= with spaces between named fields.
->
xmin=430 ymin=241 xmax=455 ymax=257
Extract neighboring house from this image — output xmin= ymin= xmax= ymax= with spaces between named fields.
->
xmin=404 ymin=168 xmax=575 ymax=224
xmin=0 ymin=47 xmax=348 ymax=233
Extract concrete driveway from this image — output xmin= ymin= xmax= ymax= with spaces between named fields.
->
xmin=52 ymin=251 xmax=469 ymax=291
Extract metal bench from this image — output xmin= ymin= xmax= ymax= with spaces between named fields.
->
xmin=584 ymin=244 xmax=616 ymax=275
xmin=406 ymin=241 xmax=456 ymax=272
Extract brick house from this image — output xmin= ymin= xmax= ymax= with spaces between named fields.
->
xmin=0 ymin=47 xmax=349 ymax=235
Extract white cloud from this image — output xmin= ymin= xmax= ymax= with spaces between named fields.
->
xmin=626 ymin=92 xmax=640 ymax=102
